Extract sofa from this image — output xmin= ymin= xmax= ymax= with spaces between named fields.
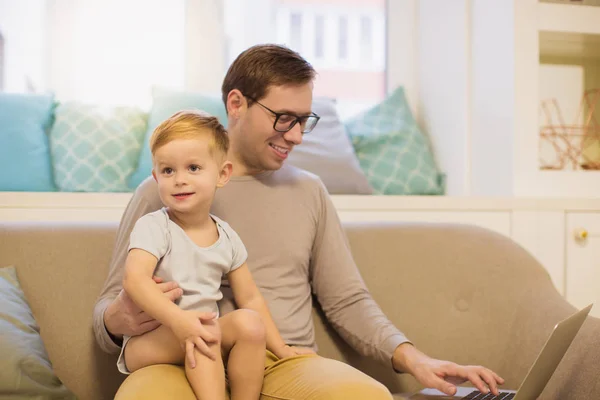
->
xmin=1 ymin=220 xmax=599 ymax=399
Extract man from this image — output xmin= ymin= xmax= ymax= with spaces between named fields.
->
xmin=94 ymin=44 xmax=504 ymax=399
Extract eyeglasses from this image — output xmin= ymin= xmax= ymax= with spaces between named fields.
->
xmin=245 ymin=96 xmax=320 ymax=134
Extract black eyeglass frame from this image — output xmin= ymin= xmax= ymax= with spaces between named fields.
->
xmin=245 ymin=95 xmax=320 ymax=134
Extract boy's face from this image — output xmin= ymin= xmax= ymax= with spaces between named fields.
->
xmin=230 ymin=83 xmax=313 ymax=174
xmin=151 ymin=137 xmax=231 ymax=214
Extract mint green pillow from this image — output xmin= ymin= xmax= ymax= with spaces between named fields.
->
xmin=0 ymin=266 xmax=76 ymax=399
xmin=128 ymin=87 xmax=228 ymax=189
xmin=49 ymin=102 xmax=147 ymax=192
xmin=345 ymin=87 xmax=445 ymax=195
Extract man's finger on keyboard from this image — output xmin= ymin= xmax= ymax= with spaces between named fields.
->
xmin=478 ymin=368 xmax=500 ymax=396
xmin=466 ymin=370 xmax=490 ymax=395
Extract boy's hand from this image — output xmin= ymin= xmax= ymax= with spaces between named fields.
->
xmin=170 ymin=310 xmax=219 ymax=368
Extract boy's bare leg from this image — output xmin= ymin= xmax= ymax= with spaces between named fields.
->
xmin=125 ymin=321 xmax=226 ymax=400
xmin=219 ymin=309 xmax=267 ymax=400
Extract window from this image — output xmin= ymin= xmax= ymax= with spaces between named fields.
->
xmin=225 ymin=0 xmax=387 ymax=119
xmin=48 ymin=0 xmax=186 ymax=107
xmin=360 ymin=16 xmax=373 ymax=63
xmin=338 ymin=16 xmax=348 ymax=60
xmin=290 ymin=13 xmax=303 ymax=52
xmin=1 ymin=0 xmax=393 ymax=119
xmin=314 ymin=15 xmax=325 ymax=59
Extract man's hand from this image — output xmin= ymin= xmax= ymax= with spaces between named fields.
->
xmin=170 ymin=310 xmax=220 ymax=368
xmin=393 ymin=343 xmax=505 ymax=396
xmin=104 ymin=277 xmax=183 ymax=339
xmin=274 ymin=345 xmax=317 ymax=359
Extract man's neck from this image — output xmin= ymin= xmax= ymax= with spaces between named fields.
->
xmin=227 ymin=149 xmax=266 ymax=177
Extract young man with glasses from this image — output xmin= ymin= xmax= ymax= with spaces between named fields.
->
xmin=94 ymin=44 xmax=504 ymax=399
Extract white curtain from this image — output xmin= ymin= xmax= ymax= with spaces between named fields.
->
xmin=46 ymin=0 xmax=187 ymax=107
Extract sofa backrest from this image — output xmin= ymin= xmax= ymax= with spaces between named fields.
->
xmin=0 ymin=222 xmax=124 ymax=399
xmin=0 ymin=220 xmax=574 ymax=399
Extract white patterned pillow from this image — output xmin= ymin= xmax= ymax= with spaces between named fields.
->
xmin=50 ymin=102 xmax=147 ymax=192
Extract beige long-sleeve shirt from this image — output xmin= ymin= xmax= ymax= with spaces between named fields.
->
xmin=93 ymin=165 xmax=409 ymax=366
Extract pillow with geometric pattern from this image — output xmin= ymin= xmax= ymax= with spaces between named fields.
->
xmin=345 ymin=87 xmax=445 ymax=195
xmin=49 ymin=102 xmax=147 ymax=192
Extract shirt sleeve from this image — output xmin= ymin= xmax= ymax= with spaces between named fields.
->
xmin=309 ymin=180 xmax=411 ymax=367
xmin=92 ymin=178 xmax=163 ymax=354
xmin=220 ymin=220 xmax=248 ymax=273
xmin=128 ymin=212 xmax=170 ymax=260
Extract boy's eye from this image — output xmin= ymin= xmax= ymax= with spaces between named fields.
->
xmin=162 ymin=167 xmax=173 ymax=174
xmin=189 ymin=165 xmax=201 ymax=172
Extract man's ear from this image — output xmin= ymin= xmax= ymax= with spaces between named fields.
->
xmin=226 ymin=89 xmax=246 ymax=119
xmin=217 ymin=160 xmax=233 ymax=188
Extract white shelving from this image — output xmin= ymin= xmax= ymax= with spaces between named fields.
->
xmin=538 ymin=2 xmax=600 ymax=35
xmin=514 ymin=0 xmax=600 ymax=198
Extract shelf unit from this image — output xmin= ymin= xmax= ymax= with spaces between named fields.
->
xmin=515 ymin=0 xmax=600 ymax=197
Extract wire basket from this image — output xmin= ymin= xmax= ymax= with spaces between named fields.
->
xmin=539 ymin=89 xmax=600 ymax=170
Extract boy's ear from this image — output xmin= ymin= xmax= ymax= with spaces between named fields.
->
xmin=217 ymin=160 xmax=233 ymax=188
xmin=226 ymin=89 xmax=246 ymax=119
xmin=151 ymin=169 xmax=158 ymax=182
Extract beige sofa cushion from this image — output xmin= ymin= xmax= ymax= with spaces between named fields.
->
xmin=0 ymin=266 xmax=75 ymax=399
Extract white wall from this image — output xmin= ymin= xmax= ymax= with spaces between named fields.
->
xmin=469 ymin=0 xmax=515 ymax=196
xmin=417 ymin=0 xmax=471 ymax=196
xmin=387 ymin=0 xmax=419 ymax=119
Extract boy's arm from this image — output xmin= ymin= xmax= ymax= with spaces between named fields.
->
xmin=227 ymin=264 xmax=290 ymax=357
xmin=123 ymin=249 xmax=218 ymax=362
xmin=122 ymin=249 xmax=185 ymax=328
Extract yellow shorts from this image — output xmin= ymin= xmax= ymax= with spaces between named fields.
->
xmin=114 ymin=351 xmax=393 ymax=400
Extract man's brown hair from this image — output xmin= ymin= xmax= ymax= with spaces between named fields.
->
xmin=221 ymin=44 xmax=316 ymax=108
xmin=149 ymin=110 xmax=229 ymax=161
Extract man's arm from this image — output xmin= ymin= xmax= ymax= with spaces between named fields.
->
xmin=309 ymin=181 xmax=504 ymax=396
xmin=92 ymin=177 xmax=167 ymax=354
xmin=309 ymin=181 xmax=410 ymax=365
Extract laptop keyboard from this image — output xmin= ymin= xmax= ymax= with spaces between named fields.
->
xmin=462 ymin=391 xmax=515 ymax=400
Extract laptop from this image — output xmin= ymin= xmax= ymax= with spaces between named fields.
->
xmin=409 ymin=304 xmax=593 ymax=400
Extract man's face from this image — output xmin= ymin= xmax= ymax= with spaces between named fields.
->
xmin=233 ymin=83 xmax=313 ymax=174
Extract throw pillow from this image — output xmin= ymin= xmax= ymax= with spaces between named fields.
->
xmin=49 ymin=102 xmax=147 ymax=192
xmin=287 ymin=98 xmax=372 ymax=194
xmin=0 ymin=93 xmax=57 ymax=191
xmin=128 ymin=87 xmax=228 ymax=189
xmin=345 ymin=87 xmax=445 ymax=195
xmin=0 ymin=266 xmax=75 ymax=399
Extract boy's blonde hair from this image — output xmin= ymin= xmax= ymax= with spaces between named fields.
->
xmin=149 ymin=110 xmax=229 ymax=160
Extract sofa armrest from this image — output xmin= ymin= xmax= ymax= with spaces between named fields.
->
xmin=313 ymin=221 xmax=600 ymax=398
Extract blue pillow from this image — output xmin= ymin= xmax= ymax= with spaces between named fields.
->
xmin=128 ymin=87 xmax=228 ymax=189
xmin=345 ymin=87 xmax=445 ymax=195
xmin=0 ymin=93 xmax=57 ymax=191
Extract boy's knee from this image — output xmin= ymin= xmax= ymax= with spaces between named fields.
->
xmin=231 ymin=309 xmax=266 ymax=343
